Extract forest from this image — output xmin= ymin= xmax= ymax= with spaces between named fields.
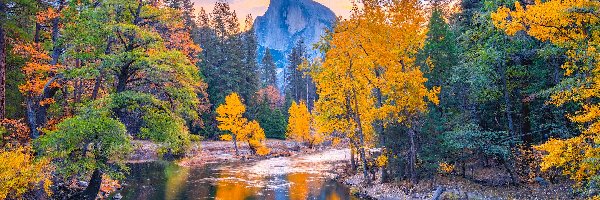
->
xmin=0 ymin=0 xmax=599 ymax=199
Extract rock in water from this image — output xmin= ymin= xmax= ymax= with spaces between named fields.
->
xmin=254 ymin=0 xmax=336 ymax=69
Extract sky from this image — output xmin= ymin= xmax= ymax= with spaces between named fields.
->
xmin=192 ymin=0 xmax=355 ymax=22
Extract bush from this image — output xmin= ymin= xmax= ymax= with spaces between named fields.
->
xmin=36 ymin=113 xmax=133 ymax=179
xmin=0 ymin=147 xmax=52 ymax=199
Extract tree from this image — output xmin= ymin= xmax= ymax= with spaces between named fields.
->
xmin=0 ymin=3 xmax=5 ymax=119
xmin=240 ymin=14 xmax=260 ymax=101
xmin=261 ymin=49 xmax=277 ymax=87
xmin=11 ymin=1 xmax=64 ymax=139
xmin=243 ymin=120 xmax=270 ymax=156
xmin=493 ymin=0 xmax=600 ymax=186
xmin=216 ymin=93 xmax=270 ymax=155
xmin=216 ymin=93 xmax=247 ymax=155
xmin=200 ymin=2 xmax=259 ymax=106
xmin=36 ymin=111 xmax=132 ymax=200
xmin=254 ymin=86 xmax=286 ymax=139
xmin=309 ymin=0 xmax=437 ymax=181
xmin=287 ymin=101 xmax=321 ymax=148
xmin=286 ymin=40 xmax=311 ymax=104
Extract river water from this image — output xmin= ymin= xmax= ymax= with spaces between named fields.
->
xmin=118 ymin=149 xmax=359 ymax=200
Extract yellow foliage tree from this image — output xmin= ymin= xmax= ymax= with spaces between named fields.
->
xmin=308 ymin=0 xmax=437 ymax=181
xmin=216 ymin=93 xmax=248 ymax=155
xmin=492 ymin=0 xmax=600 ymax=184
xmin=0 ymin=147 xmax=52 ymax=199
xmin=216 ymin=93 xmax=269 ymax=156
xmin=243 ymin=120 xmax=270 ymax=156
xmin=287 ymin=101 xmax=321 ymax=148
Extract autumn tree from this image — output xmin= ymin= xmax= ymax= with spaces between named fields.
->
xmin=309 ymin=0 xmax=437 ymax=181
xmin=216 ymin=93 xmax=247 ymax=155
xmin=216 ymin=93 xmax=270 ymax=155
xmin=493 ymin=0 xmax=600 ymax=187
xmin=11 ymin=1 xmax=66 ymax=139
xmin=287 ymin=101 xmax=321 ymax=148
xmin=25 ymin=1 xmax=209 ymax=199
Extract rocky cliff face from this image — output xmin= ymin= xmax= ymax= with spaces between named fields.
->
xmin=254 ymin=0 xmax=336 ymax=68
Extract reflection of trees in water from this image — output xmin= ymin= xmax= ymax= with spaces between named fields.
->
xmin=163 ymin=163 xmax=190 ymax=200
xmin=288 ymin=173 xmax=311 ymax=200
xmin=214 ymin=172 xmax=259 ymax=199
xmin=287 ymin=173 xmax=355 ymax=200
xmin=121 ymin=162 xmax=356 ymax=200
xmin=318 ymin=179 xmax=355 ymax=200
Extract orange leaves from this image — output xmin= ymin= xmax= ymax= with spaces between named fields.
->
xmin=216 ymin=93 xmax=247 ymax=136
xmin=311 ymin=0 xmax=437 ymax=146
xmin=36 ymin=7 xmax=61 ymax=24
xmin=256 ymin=85 xmax=283 ymax=109
xmin=438 ymin=162 xmax=454 ymax=174
xmin=243 ymin=120 xmax=270 ymax=156
xmin=492 ymin=0 xmax=599 ymax=46
xmin=0 ymin=119 xmax=30 ymax=148
xmin=12 ymin=41 xmax=60 ymax=96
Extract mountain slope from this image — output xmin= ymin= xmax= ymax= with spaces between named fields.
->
xmin=254 ymin=0 xmax=336 ymax=69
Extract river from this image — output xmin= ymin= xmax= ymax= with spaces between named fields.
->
xmin=118 ymin=149 xmax=359 ymax=200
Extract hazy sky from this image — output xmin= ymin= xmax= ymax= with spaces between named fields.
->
xmin=192 ymin=0 xmax=354 ymax=22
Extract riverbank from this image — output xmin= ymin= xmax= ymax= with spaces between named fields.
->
xmin=127 ymin=140 xmax=576 ymax=199
xmin=127 ymin=139 xmax=333 ymax=166
xmin=337 ymin=167 xmax=575 ymax=200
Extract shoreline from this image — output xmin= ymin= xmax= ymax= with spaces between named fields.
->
xmin=126 ymin=140 xmax=575 ymax=200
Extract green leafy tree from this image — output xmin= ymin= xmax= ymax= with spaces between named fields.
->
xmin=36 ymin=111 xmax=132 ymax=200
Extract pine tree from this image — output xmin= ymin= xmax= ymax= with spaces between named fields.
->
xmin=286 ymin=40 xmax=307 ymax=103
xmin=239 ymin=15 xmax=260 ymax=102
xmin=261 ymin=49 xmax=277 ymax=87
xmin=200 ymin=2 xmax=259 ymax=106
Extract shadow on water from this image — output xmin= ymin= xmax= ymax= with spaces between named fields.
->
xmin=119 ymin=161 xmax=358 ymax=200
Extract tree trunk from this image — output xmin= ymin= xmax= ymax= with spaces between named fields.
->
xmin=408 ymin=125 xmax=417 ymax=183
xmin=500 ymin=64 xmax=515 ymax=146
xmin=233 ymin=135 xmax=239 ymax=155
xmin=26 ymin=98 xmax=40 ymax=139
xmin=353 ymin=112 xmax=369 ymax=181
xmin=521 ymin=101 xmax=532 ymax=144
xmin=0 ymin=6 xmax=6 ymax=119
xmin=350 ymin=142 xmax=357 ymax=171
xmin=92 ymin=75 xmax=102 ymax=100
xmin=500 ymin=64 xmax=519 ymax=185
xmin=50 ymin=0 xmax=65 ymax=66
xmin=81 ymin=169 xmax=103 ymax=200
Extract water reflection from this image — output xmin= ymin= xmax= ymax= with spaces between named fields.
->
xmin=119 ymin=161 xmax=358 ymax=200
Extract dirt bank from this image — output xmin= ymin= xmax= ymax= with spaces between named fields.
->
xmin=339 ymin=168 xmax=575 ymax=200
xmin=127 ymin=139 xmax=332 ymax=166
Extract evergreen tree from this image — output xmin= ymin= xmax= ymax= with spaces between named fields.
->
xmin=261 ymin=49 xmax=277 ymax=87
xmin=239 ymin=15 xmax=260 ymax=102
xmin=199 ymin=2 xmax=259 ymax=106
xmin=164 ymin=0 xmax=197 ymax=33
xmin=286 ymin=40 xmax=308 ymax=103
